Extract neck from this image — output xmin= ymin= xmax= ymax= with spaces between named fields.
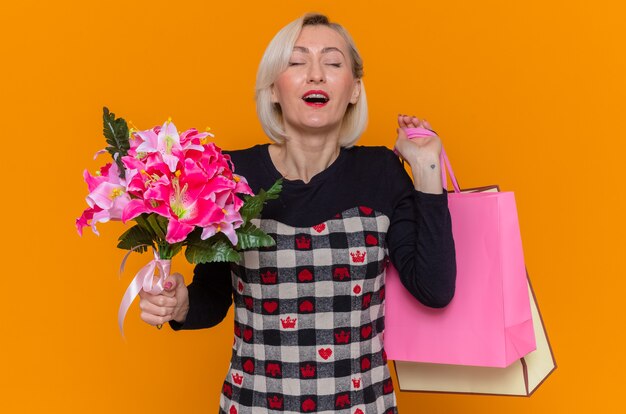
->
xmin=269 ymin=131 xmax=342 ymax=184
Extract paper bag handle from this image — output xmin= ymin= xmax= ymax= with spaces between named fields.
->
xmin=403 ymin=127 xmax=461 ymax=193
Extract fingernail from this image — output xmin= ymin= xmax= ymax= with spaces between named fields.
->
xmin=164 ymin=281 xmax=173 ymax=290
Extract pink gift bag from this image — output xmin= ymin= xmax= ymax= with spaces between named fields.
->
xmin=384 ymin=128 xmax=536 ymax=368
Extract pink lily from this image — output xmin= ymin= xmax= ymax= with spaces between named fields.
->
xmin=166 ymin=197 xmax=225 ymax=243
xmin=134 ymin=120 xmax=183 ymax=172
xmin=76 ymin=206 xmax=99 ymax=235
xmin=180 ymin=128 xmax=212 ymax=153
xmin=77 ymin=163 xmax=130 ymax=235
xmin=233 ymin=175 xmax=253 ymax=196
xmin=200 ymin=191 xmax=246 ymax=245
xmin=200 ymin=221 xmax=240 ymax=246
xmin=122 ymin=173 xmax=172 ymax=222
xmin=164 ymin=168 xmax=227 ymax=243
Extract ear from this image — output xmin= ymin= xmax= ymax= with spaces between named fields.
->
xmin=270 ymin=84 xmax=279 ymax=104
xmin=350 ymin=79 xmax=361 ymax=104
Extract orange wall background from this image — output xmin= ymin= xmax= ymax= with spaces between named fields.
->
xmin=2 ymin=0 xmax=624 ymax=412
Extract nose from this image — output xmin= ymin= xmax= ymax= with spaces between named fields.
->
xmin=307 ymin=60 xmax=325 ymax=83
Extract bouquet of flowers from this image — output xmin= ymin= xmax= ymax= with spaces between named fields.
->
xmin=77 ymin=108 xmax=281 ymax=334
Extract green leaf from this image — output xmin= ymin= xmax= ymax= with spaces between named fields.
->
xmin=146 ymin=214 xmax=167 ymax=239
xmin=240 ymin=178 xmax=283 ymax=223
xmin=236 ymin=222 xmax=276 ymax=250
xmin=102 ymin=107 xmax=130 ymax=178
xmin=117 ymin=224 xmax=155 ymax=252
xmin=133 ymin=214 xmax=151 ymax=232
xmin=264 ymin=178 xmax=283 ymax=199
xmin=185 ymin=238 xmax=241 ymax=264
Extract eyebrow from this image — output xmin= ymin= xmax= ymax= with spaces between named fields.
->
xmin=293 ymin=46 xmax=345 ymax=57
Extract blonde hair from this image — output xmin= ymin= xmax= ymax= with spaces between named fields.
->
xmin=255 ymin=13 xmax=368 ymax=148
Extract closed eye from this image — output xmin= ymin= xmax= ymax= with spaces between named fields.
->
xmin=288 ymin=62 xmax=304 ymax=66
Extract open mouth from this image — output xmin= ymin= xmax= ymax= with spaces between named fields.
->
xmin=302 ymin=90 xmax=329 ymax=106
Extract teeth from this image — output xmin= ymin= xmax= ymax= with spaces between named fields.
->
xmin=303 ymin=93 xmax=329 ymax=103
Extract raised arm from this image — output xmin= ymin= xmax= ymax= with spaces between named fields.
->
xmin=387 ymin=116 xmax=456 ymax=307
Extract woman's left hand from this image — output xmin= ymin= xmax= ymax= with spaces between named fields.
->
xmin=394 ymin=114 xmax=444 ymax=194
xmin=394 ymin=115 xmax=442 ymax=166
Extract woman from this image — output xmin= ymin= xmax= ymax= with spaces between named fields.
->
xmin=139 ymin=13 xmax=456 ymax=414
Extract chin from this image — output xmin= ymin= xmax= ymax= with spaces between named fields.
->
xmin=302 ymin=116 xmax=343 ymax=130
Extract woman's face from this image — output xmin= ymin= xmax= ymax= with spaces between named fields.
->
xmin=271 ymin=25 xmax=361 ymax=138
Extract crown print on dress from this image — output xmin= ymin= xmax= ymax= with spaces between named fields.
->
xmin=333 ymin=266 xmax=350 ymax=281
xmin=352 ymin=377 xmax=362 ymax=389
xmin=280 ymin=316 xmax=297 ymax=329
xmin=261 ymin=270 xmax=277 ymax=284
xmin=229 ymin=405 xmax=237 ymax=414
xmin=231 ymin=372 xmax=243 ymax=385
xmin=350 ymin=250 xmax=366 ymax=263
xmin=265 ymin=362 xmax=282 ymax=377
xmin=267 ymin=395 xmax=284 ymax=409
xmin=300 ymin=363 xmax=316 ymax=378
xmin=334 ymin=330 xmax=351 ymax=344
xmin=354 ymin=409 xmax=364 ymax=414
xmin=295 ymin=235 xmax=312 ymax=249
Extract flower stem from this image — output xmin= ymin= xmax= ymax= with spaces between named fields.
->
xmin=157 ymin=241 xmax=182 ymax=260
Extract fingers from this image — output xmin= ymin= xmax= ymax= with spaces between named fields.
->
xmin=398 ymin=114 xmax=415 ymax=128
xmin=397 ymin=114 xmax=407 ymax=128
xmin=138 ymin=285 xmax=179 ymax=326
xmin=157 ymin=272 xmax=185 ymax=298
xmin=140 ymin=298 xmax=176 ymax=317
xmin=139 ymin=289 xmax=178 ymax=307
xmin=139 ymin=296 xmax=177 ymax=326
xmin=398 ymin=114 xmax=429 ymax=129
xmin=137 ymin=273 xmax=188 ymax=327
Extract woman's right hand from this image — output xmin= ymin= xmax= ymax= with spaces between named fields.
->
xmin=138 ymin=273 xmax=189 ymax=327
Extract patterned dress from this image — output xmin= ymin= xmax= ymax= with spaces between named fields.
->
xmin=170 ymin=144 xmax=456 ymax=414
